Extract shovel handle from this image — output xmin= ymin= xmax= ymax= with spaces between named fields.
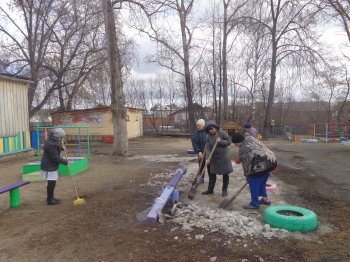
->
xmin=195 ymin=141 xmax=218 ymax=187
xmin=229 ymin=182 xmax=248 ymax=202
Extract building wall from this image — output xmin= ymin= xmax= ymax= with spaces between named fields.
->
xmin=0 ymin=77 xmax=31 ymax=155
xmin=51 ymin=107 xmax=143 ymax=139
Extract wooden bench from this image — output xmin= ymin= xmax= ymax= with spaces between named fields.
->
xmin=0 ymin=181 xmax=30 ymax=208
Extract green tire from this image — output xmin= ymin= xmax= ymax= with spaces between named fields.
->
xmin=263 ymin=205 xmax=318 ymax=232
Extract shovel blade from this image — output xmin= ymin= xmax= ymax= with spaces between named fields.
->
xmin=219 ymin=199 xmax=230 ymax=209
xmin=187 ymin=187 xmax=196 ymax=200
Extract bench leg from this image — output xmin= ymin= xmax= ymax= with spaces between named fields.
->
xmin=10 ymin=188 xmax=21 ymax=208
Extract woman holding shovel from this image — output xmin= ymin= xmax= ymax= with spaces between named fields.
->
xmin=231 ymin=133 xmax=277 ymax=209
xmin=202 ymin=120 xmax=233 ymax=197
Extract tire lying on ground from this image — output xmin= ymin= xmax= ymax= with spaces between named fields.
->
xmin=264 ymin=205 xmax=318 ymax=232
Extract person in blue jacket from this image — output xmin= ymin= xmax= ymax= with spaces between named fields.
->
xmin=191 ymin=119 xmax=207 ymax=184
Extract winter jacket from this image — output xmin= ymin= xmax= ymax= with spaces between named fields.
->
xmin=41 ymin=134 xmax=69 ymax=171
xmin=191 ymin=129 xmax=206 ymax=154
xmin=204 ymin=120 xmax=233 ymax=175
xmin=239 ymin=136 xmax=277 ymax=177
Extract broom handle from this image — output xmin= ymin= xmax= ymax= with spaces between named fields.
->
xmin=62 ymin=141 xmax=80 ymax=198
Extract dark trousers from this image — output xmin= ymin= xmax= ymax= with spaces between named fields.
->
xmin=47 ymin=180 xmax=56 ymax=202
xmin=207 ymin=171 xmax=229 ymax=192
xmin=247 ymin=173 xmax=269 ymax=207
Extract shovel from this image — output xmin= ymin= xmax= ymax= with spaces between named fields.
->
xmin=188 ymin=145 xmax=207 ymax=186
xmin=219 ymin=182 xmax=248 ymax=209
xmin=188 ymin=141 xmax=218 ymax=200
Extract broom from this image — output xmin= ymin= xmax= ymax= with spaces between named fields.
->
xmin=188 ymin=141 xmax=218 ymax=200
xmin=62 ymin=141 xmax=86 ymax=206
xmin=219 ymin=182 xmax=247 ymax=209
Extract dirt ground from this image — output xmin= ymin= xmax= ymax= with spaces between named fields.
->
xmin=0 ymin=137 xmax=349 ymax=262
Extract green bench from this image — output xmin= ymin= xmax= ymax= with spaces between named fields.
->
xmin=0 ymin=181 xmax=30 ymax=208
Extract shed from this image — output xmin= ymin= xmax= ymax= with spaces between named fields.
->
xmin=51 ymin=107 xmax=143 ymax=140
xmin=0 ymin=73 xmax=32 ymax=156
xmin=222 ymin=121 xmax=241 ymax=138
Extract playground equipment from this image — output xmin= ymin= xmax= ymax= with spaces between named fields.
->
xmin=306 ymin=123 xmax=349 ymax=143
xmin=147 ymin=167 xmax=187 ymax=222
xmin=0 ymin=181 xmax=30 ymax=208
xmin=33 ymin=125 xmax=91 ymax=159
xmin=290 ymin=123 xmax=349 ymax=143
xmin=22 ymin=126 xmax=90 ymax=181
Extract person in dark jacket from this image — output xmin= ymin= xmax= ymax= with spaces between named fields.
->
xmin=41 ymin=128 xmax=69 ymax=205
xmin=191 ymin=119 xmax=207 ymax=184
xmin=244 ymin=123 xmax=258 ymax=138
xmin=202 ymin=120 xmax=233 ymax=197
xmin=232 ymin=133 xmax=277 ymax=209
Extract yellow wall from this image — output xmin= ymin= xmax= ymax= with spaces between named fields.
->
xmin=0 ymin=79 xmax=30 ymax=137
xmin=59 ymin=109 xmax=143 ymax=139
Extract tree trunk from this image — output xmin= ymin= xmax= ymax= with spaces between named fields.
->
xmin=222 ymin=0 xmax=229 ymax=123
xmin=218 ymin=27 xmax=223 ymax=125
xmin=102 ymin=0 xmax=128 ymax=156
xmin=179 ymin=2 xmax=195 ymax=133
xmin=263 ymin=26 xmax=277 ymax=140
xmin=58 ymin=85 xmax=65 ymax=109
xmin=337 ymin=77 xmax=350 ymax=123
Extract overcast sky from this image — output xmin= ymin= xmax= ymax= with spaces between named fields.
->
xmin=129 ymin=13 xmax=350 ymax=80
xmin=2 ymin=0 xmax=349 ymax=79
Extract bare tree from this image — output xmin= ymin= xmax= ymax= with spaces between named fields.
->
xmin=327 ymin=0 xmax=350 ymax=43
xmin=336 ymin=65 xmax=350 ymax=122
xmin=222 ymin=0 xmax=249 ymax=122
xmin=0 ymin=0 xmax=63 ymax=117
xmin=128 ymin=0 xmax=198 ymax=132
xmin=245 ymin=0 xmax=323 ymax=139
xmin=102 ymin=0 xmax=128 ymax=156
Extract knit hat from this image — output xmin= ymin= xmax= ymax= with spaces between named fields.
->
xmin=232 ymin=133 xmax=245 ymax=144
xmin=196 ymin=119 xmax=205 ymax=127
xmin=244 ymin=123 xmax=252 ymax=129
xmin=52 ymin=128 xmax=65 ymax=138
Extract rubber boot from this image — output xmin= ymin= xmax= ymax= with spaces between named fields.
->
xmin=47 ymin=181 xmax=59 ymax=205
xmin=222 ymin=174 xmax=229 ymax=197
xmin=202 ymin=173 xmax=216 ymax=195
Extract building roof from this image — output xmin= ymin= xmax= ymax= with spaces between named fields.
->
xmin=222 ymin=121 xmax=241 ymax=130
xmin=0 ymin=73 xmax=34 ymax=85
